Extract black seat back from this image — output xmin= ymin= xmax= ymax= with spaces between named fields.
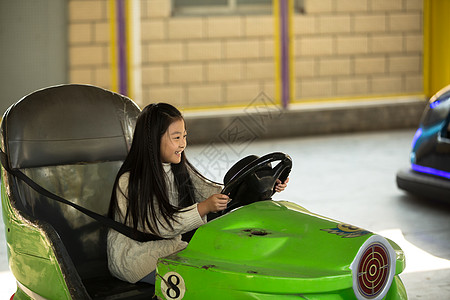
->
xmin=1 ymin=84 xmax=140 ymax=287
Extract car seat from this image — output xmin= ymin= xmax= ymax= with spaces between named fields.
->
xmin=1 ymin=84 xmax=154 ymax=299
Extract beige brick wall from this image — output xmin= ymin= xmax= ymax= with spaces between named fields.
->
xmin=68 ymin=0 xmax=111 ymax=90
xmin=140 ymin=0 xmax=276 ymax=109
xmin=294 ymin=0 xmax=423 ymax=101
xmin=67 ymin=0 xmax=423 ymax=109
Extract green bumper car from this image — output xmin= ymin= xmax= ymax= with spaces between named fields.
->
xmin=156 ymin=200 xmax=406 ymax=300
xmin=1 ymin=85 xmax=407 ymax=300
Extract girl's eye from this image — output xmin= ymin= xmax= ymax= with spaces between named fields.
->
xmin=172 ymin=134 xmax=187 ymax=140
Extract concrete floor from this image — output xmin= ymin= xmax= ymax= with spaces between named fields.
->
xmin=1 ymin=129 xmax=449 ymax=299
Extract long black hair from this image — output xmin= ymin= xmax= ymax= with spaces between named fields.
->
xmin=108 ymin=103 xmax=199 ymax=236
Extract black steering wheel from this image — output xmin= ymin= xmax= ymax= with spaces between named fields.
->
xmin=220 ymin=152 xmax=292 ymax=214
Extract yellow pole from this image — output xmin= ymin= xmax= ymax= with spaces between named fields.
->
xmin=273 ymin=0 xmax=294 ymax=108
xmin=273 ymin=0 xmax=281 ymax=106
xmin=423 ymin=0 xmax=450 ymax=97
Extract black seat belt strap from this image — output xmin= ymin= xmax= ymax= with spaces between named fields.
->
xmin=0 ymin=150 xmax=163 ymax=242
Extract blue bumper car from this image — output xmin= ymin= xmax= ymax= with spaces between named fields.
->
xmin=396 ymin=84 xmax=450 ymax=201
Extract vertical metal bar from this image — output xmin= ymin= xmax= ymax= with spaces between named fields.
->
xmin=279 ymin=0 xmax=290 ymax=108
xmin=423 ymin=0 xmax=431 ymax=97
xmin=109 ymin=0 xmax=118 ymax=92
xmin=117 ymin=0 xmax=128 ymax=96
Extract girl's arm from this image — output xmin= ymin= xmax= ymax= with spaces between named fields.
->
xmin=187 ymin=164 xmax=223 ymax=202
xmin=152 ymin=203 xmax=205 ymax=238
xmin=188 ymin=166 xmax=229 ymax=217
xmin=152 ymin=193 xmax=229 ymax=238
xmin=115 ymin=173 xmax=205 ymax=239
xmin=197 ymin=194 xmax=229 ymax=217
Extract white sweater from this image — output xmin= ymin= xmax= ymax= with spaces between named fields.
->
xmin=107 ymin=163 xmax=222 ymax=283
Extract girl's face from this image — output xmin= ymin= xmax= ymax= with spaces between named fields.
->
xmin=160 ymin=119 xmax=187 ymax=164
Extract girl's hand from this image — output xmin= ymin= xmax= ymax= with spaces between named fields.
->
xmin=197 ymin=194 xmax=230 ymax=217
xmin=274 ymin=177 xmax=289 ymax=193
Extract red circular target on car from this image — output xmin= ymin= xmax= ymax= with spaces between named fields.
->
xmin=357 ymin=243 xmax=390 ymax=298
xmin=351 ymin=235 xmax=396 ymax=300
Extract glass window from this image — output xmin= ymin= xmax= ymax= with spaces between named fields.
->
xmin=173 ymin=0 xmax=272 ymax=16
xmin=174 ymin=0 xmax=227 ymax=7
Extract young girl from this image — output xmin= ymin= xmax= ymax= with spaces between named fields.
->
xmin=107 ymin=103 xmax=288 ymax=285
